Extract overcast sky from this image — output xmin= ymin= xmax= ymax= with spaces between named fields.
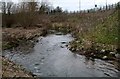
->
xmin=2 ymin=0 xmax=120 ymax=11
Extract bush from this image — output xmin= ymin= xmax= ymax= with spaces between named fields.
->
xmin=2 ymin=14 xmax=15 ymax=27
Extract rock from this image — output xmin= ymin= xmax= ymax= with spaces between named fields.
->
xmin=76 ymin=41 xmax=79 ymax=43
xmin=91 ymin=53 xmax=94 ymax=55
xmin=30 ymin=40 xmax=34 ymax=43
xmin=68 ymin=45 xmax=71 ymax=48
xmin=71 ymin=48 xmax=75 ymax=51
xmin=35 ymin=63 xmax=39 ymax=66
xmin=61 ymin=42 xmax=66 ymax=44
xmin=110 ymin=52 xmax=116 ymax=55
xmin=65 ymin=45 xmax=68 ymax=47
xmin=115 ymin=54 xmax=120 ymax=59
xmin=35 ymin=40 xmax=39 ymax=42
xmin=101 ymin=49 xmax=105 ymax=53
xmin=76 ymin=48 xmax=79 ymax=51
xmin=102 ymin=56 xmax=107 ymax=59
xmin=93 ymin=54 xmax=96 ymax=57
xmin=60 ymin=46 xmax=64 ymax=48
xmin=55 ymin=32 xmax=63 ymax=35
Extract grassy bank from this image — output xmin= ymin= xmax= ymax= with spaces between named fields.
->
xmin=69 ymin=10 xmax=119 ymax=60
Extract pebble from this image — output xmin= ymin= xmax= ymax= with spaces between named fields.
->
xmin=60 ymin=46 xmax=64 ymax=48
xmin=61 ymin=42 xmax=66 ymax=44
xmin=76 ymin=41 xmax=79 ymax=43
xmin=115 ymin=54 xmax=120 ymax=59
xmin=35 ymin=63 xmax=39 ymax=66
xmin=71 ymin=48 xmax=75 ymax=51
xmin=101 ymin=49 xmax=105 ymax=53
xmin=91 ymin=53 xmax=94 ymax=55
xmin=103 ymin=56 xmax=107 ymax=59
xmin=76 ymin=48 xmax=79 ymax=51
xmin=65 ymin=45 xmax=68 ymax=47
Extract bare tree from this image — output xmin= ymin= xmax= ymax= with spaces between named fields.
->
xmin=1 ymin=2 xmax=6 ymax=14
xmin=6 ymin=2 xmax=13 ymax=15
xmin=16 ymin=0 xmax=39 ymax=28
xmin=28 ymin=1 xmax=38 ymax=12
xmin=39 ymin=0 xmax=52 ymax=14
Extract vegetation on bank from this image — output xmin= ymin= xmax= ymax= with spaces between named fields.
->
xmin=69 ymin=6 xmax=120 ymax=60
xmin=2 ymin=27 xmax=46 ymax=50
xmin=2 ymin=1 xmax=120 ymax=60
xmin=2 ymin=56 xmax=34 ymax=77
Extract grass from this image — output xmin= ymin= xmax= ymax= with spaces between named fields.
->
xmin=83 ymin=11 xmax=118 ymax=50
xmin=68 ymin=9 xmax=119 ymax=60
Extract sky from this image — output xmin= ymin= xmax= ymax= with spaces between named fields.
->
xmin=1 ymin=0 xmax=120 ymax=11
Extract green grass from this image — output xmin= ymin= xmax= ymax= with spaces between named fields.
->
xmin=83 ymin=11 xmax=118 ymax=50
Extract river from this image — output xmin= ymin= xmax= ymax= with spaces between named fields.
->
xmin=2 ymin=32 xmax=120 ymax=77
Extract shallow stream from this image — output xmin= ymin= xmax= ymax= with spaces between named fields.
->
xmin=3 ymin=32 xmax=120 ymax=77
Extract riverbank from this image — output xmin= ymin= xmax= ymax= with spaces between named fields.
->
xmin=2 ymin=27 xmax=47 ymax=50
xmin=2 ymin=27 xmax=47 ymax=77
xmin=68 ymin=10 xmax=120 ymax=60
xmin=2 ymin=56 xmax=34 ymax=77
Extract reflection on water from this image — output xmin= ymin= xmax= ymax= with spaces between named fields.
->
xmin=3 ymin=33 xmax=120 ymax=77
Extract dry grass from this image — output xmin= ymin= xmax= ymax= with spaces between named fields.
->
xmin=2 ymin=27 xmax=43 ymax=50
xmin=1 ymin=56 xmax=33 ymax=77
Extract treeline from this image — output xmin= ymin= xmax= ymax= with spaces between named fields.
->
xmin=1 ymin=0 xmax=63 ymax=28
xmin=70 ymin=2 xmax=120 ymax=14
xmin=1 ymin=0 xmax=120 ymax=28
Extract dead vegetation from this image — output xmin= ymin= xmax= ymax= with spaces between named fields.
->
xmin=2 ymin=27 xmax=45 ymax=50
xmin=2 ymin=56 xmax=33 ymax=77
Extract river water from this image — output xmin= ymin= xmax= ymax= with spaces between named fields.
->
xmin=3 ymin=33 xmax=120 ymax=77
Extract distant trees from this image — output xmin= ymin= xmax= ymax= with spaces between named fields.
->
xmin=54 ymin=6 xmax=62 ymax=13
xmin=28 ymin=1 xmax=38 ymax=12
xmin=17 ymin=1 xmax=39 ymax=28
xmin=1 ymin=0 xmax=40 ymax=28
xmin=1 ymin=2 xmax=6 ymax=14
xmin=2 ymin=0 xmax=119 ymax=28
xmin=1 ymin=1 xmax=13 ymax=15
xmin=7 ymin=2 xmax=13 ymax=15
xmin=39 ymin=2 xmax=50 ymax=14
xmin=1 ymin=1 xmax=15 ymax=27
xmin=51 ymin=6 xmax=63 ymax=14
